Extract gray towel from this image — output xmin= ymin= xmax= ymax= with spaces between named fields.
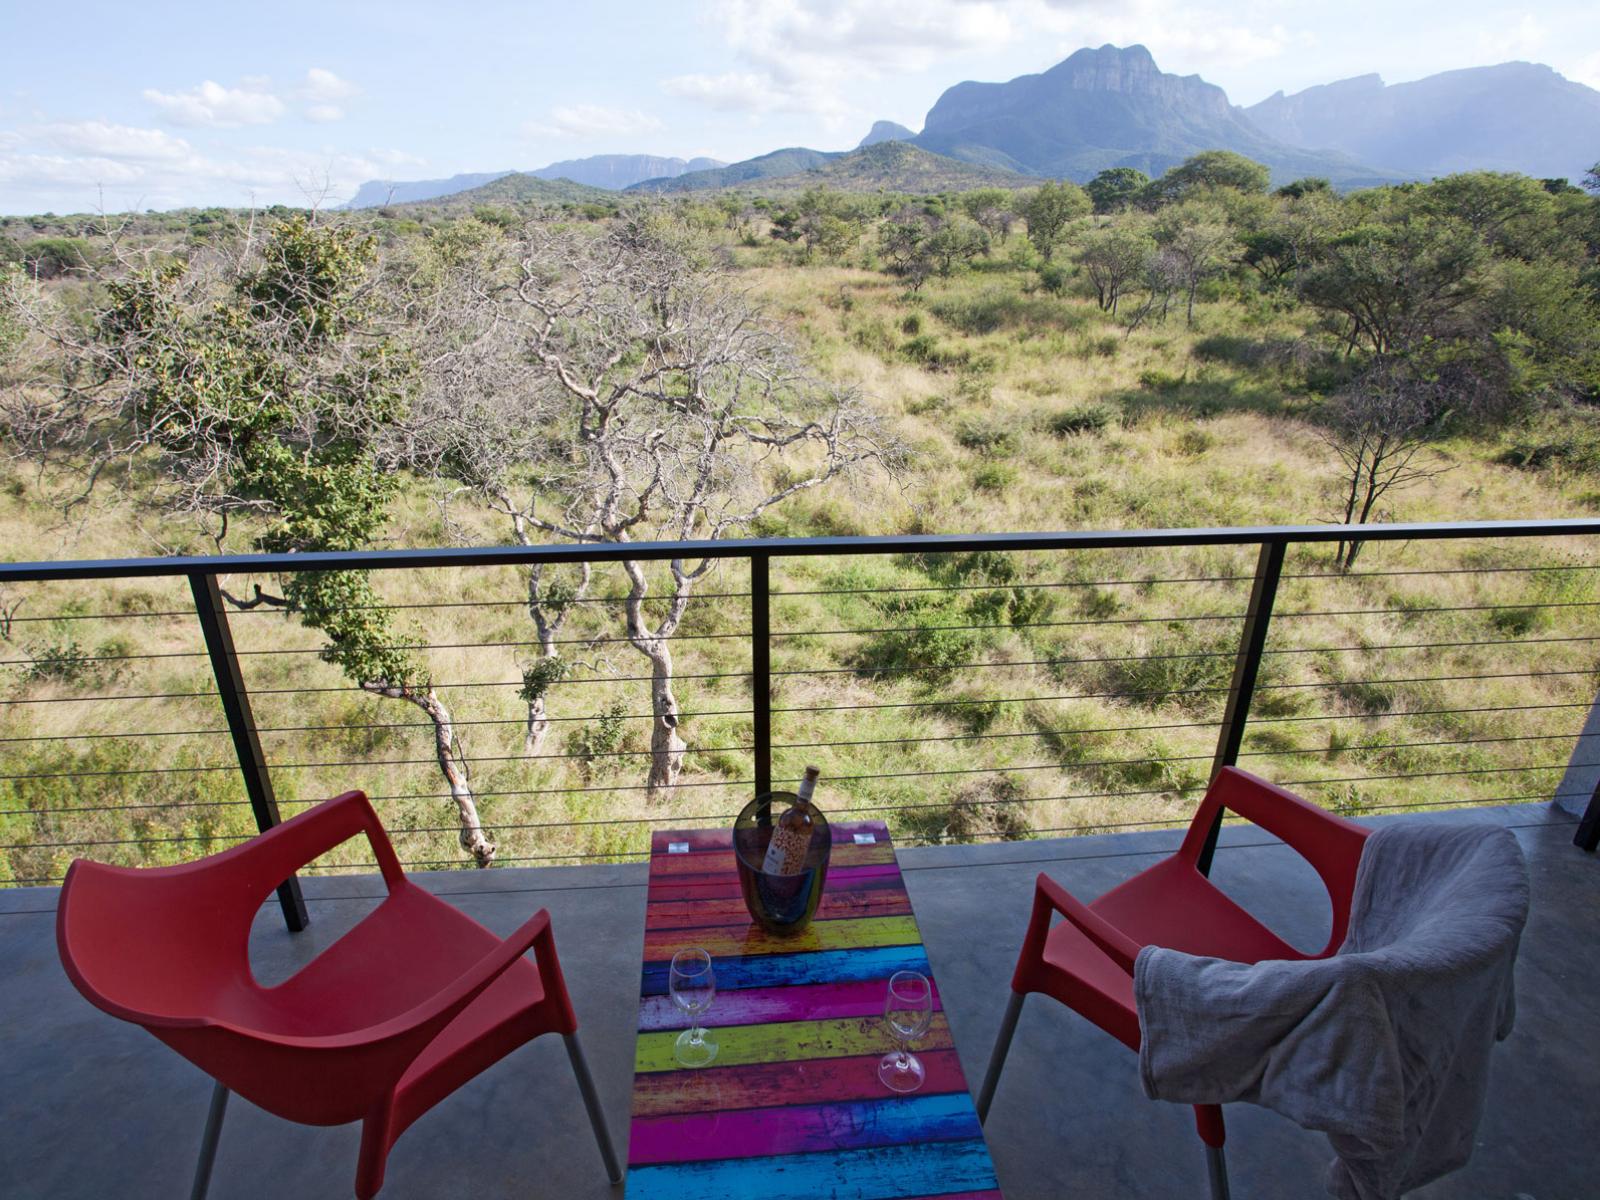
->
xmin=1134 ymin=821 xmax=1529 ymax=1200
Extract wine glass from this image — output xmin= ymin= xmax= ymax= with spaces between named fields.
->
xmin=878 ymin=969 xmax=932 ymax=1093
xmin=670 ymin=948 xmax=718 ymax=1068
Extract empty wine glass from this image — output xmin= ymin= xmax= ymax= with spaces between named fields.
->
xmin=878 ymin=969 xmax=932 ymax=1093
xmin=670 ymin=948 xmax=718 ymax=1068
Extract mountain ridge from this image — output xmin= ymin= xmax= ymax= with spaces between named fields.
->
xmin=912 ymin=44 xmax=1396 ymax=187
xmin=1246 ymin=61 xmax=1600 ymax=180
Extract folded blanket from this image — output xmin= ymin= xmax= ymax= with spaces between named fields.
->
xmin=1135 ymin=821 xmax=1529 ymax=1200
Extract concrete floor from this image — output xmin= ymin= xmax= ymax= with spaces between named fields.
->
xmin=0 ymin=804 xmax=1593 ymax=1200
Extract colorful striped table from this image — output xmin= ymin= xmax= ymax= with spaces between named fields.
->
xmin=627 ymin=820 xmax=1003 ymax=1200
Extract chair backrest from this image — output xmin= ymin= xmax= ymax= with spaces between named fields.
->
xmin=57 ymin=791 xmax=397 ymax=1028
xmin=1178 ymin=767 xmax=1371 ymax=956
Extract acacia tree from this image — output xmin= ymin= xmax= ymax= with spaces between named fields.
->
xmin=958 ymin=188 xmax=1017 ymax=244
xmin=4 ymin=216 xmax=497 ymax=864
xmin=1324 ymin=363 xmax=1450 ymax=569
xmin=1019 ymin=181 xmax=1091 ymax=261
xmin=1076 ymin=223 xmax=1153 ymax=313
xmin=1301 ymin=215 xmax=1486 ymax=356
xmin=1153 ymin=203 xmax=1238 ymax=326
xmin=422 ymin=216 xmax=898 ymax=796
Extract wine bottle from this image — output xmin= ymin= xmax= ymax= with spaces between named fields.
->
xmin=760 ymin=766 xmax=821 ymax=875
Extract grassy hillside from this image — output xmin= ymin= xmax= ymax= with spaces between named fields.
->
xmin=408 ymin=172 xmax=614 ymax=208
xmin=753 ymin=143 xmax=1035 ymax=195
xmin=3 ymin=171 xmax=1598 ymax=885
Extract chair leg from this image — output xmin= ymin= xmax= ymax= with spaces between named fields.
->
xmin=976 ymin=990 xmax=1025 ymax=1125
xmin=564 ymin=1033 xmax=623 ymax=1184
xmin=1205 ymin=1143 xmax=1231 ymax=1200
xmin=189 ymin=1081 xmax=230 ymax=1200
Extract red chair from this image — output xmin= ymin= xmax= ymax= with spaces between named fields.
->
xmin=975 ymin=767 xmax=1369 ymax=1200
xmin=56 ymin=790 xmax=621 ymax=1199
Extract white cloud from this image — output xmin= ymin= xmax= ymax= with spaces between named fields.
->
xmin=662 ymin=72 xmax=780 ymax=113
xmin=45 ymin=121 xmax=194 ymax=162
xmin=668 ymin=0 xmax=1016 ymax=121
xmin=1570 ymin=50 xmax=1600 ymax=90
xmin=295 ymin=68 xmax=361 ymax=122
xmin=1029 ymin=0 xmax=1293 ymax=70
xmin=0 ymin=122 xmax=417 ymax=213
xmin=523 ymin=104 xmax=666 ymax=138
xmin=141 ymin=69 xmax=362 ymax=129
xmin=143 ymin=78 xmax=285 ymax=128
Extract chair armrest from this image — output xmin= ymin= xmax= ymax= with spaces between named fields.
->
xmin=1020 ymin=872 xmax=1142 ymax=977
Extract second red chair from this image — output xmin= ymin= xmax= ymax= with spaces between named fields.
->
xmin=975 ymin=767 xmax=1370 ymax=1200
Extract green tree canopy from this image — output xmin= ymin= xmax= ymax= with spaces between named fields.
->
xmin=1146 ymin=151 xmax=1272 ymax=205
xmin=1085 ymin=167 xmax=1151 ymax=214
xmin=1019 ymin=180 xmax=1091 ymax=261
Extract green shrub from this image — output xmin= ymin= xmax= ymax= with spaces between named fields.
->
xmin=972 ymin=462 xmax=1018 ymax=491
xmin=1046 ymin=405 xmax=1115 ymax=436
xmin=955 ymin=416 xmax=1018 ymax=455
xmin=570 ymin=701 xmax=629 ymax=780
xmin=898 ymin=775 xmax=1032 ymax=845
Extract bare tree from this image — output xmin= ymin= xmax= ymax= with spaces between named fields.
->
xmin=431 ymin=216 xmax=899 ymax=797
xmin=1323 ymin=363 xmax=1451 ymax=569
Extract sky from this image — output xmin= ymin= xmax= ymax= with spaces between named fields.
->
xmin=3 ymin=0 xmax=1598 ymax=214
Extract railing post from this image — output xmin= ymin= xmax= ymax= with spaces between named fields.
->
xmin=1576 ymin=777 xmax=1600 ymax=853
xmin=1198 ymin=539 xmax=1287 ymax=876
xmin=189 ymin=572 xmax=308 ymax=932
xmin=751 ymin=554 xmax=772 ymax=822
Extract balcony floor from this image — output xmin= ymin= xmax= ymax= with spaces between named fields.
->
xmin=2 ymin=803 xmax=1594 ymax=1199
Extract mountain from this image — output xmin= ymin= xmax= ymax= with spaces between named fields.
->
xmin=755 ymin=142 xmax=1033 ymax=195
xmin=400 ymin=173 xmax=614 ymax=208
xmin=626 ymin=147 xmax=836 ymax=193
xmin=529 ymin=154 xmax=726 ymax=190
xmin=859 ymin=121 xmax=916 ymax=148
xmin=345 ymin=154 xmax=727 ymax=209
xmin=1246 ymin=63 xmax=1600 ymax=182
xmin=344 ymin=171 xmax=515 ymax=208
xmin=913 ymin=44 xmax=1396 ymax=188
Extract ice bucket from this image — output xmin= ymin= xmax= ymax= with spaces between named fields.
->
xmin=732 ymin=792 xmax=831 ymax=936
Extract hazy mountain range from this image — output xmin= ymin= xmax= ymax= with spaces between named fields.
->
xmin=342 ymin=154 xmax=724 ymax=208
xmin=1245 ymin=62 xmax=1600 ymax=181
xmin=346 ymin=45 xmax=1600 ymax=208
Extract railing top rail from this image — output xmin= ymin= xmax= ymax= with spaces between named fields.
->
xmin=4 ymin=518 xmax=1600 ymax=584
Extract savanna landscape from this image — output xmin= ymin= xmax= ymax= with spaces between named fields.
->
xmin=4 ymin=147 xmax=1600 ymax=884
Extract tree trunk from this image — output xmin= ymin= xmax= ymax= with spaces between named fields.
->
xmin=524 ymin=691 xmax=551 ymax=756
xmin=364 ymin=681 xmax=496 ymax=865
xmin=645 ymin=641 xmax=686 ymax=798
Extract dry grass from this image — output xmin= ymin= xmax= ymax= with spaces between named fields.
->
xmin=4 ymin=243 xmax=1598 ymax=883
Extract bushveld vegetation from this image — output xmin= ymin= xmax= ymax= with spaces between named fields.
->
xmin=3 ymin=151 xmax=1600 ymax=883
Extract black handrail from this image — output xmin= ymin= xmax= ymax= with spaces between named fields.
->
xmin=6 ymin=518 xmax=1600 ymax=583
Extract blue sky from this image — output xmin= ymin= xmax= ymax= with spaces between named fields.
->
xmin=3 ymin=0 xmax=1598 ymax=213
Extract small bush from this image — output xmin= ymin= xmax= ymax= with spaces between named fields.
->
xmin=570 ymin=701 xmax=629 ymax=780
xmin=972 ymin=462 xmax=1018 ymax=491
xmin=1046 ymin=405 xmax=1115 ymax=436
xmin=955 ymin=416 xmax=1018 ymax=455
xmin=899 ymin=775 xmax=1032 ymax=845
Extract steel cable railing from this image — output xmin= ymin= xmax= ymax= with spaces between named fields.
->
xmin=4 ymin=520 xmax=1600 ymax=916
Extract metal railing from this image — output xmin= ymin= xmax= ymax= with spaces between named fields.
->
xmin=4 ymin=518 xmax=1599 ymax=930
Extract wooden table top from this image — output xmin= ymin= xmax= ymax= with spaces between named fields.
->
xmin=625 ymin=819 xmax=1003 ymax=1200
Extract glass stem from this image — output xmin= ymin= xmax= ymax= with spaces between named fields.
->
xmin=689 ymin=1017 xmax=703 ymax=1046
